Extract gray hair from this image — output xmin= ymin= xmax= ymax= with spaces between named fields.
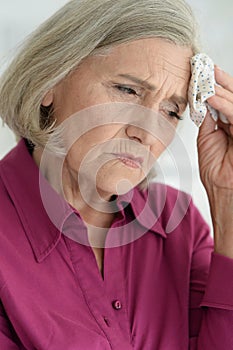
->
xmin=0 ymin=0 xmax=199 ymax=149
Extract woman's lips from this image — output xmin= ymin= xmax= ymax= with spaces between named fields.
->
xmin=113 ymin=153 xmax=143 ymax=169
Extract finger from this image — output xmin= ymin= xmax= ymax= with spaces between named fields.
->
xmin=198 ymin=111 xmax=216 ymax=139
xmin=215 ymin=85 xmax=233 ymax=104
xmin=207 ymin=95 xmax=233 ymax=124
xmin=215 ymin=66 xmax=233 ymax=94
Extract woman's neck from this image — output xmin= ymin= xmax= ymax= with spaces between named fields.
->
xmin=32 ymin=147 xmax=117 ymax=229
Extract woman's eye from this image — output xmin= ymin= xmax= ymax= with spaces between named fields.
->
xmin=160 ymin=102 xmax=184 ymax=122
xmin=115 ymin=85 xmax=138 ymax=96
xmin=168 ymin=111 xmax=183 ymax=121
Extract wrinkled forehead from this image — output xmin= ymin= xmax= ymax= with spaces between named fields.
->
xmin=92 ymin=38 xmax=192 ymax=77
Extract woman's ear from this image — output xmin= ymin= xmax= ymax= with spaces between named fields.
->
xmin=41 ymin=90 xmax=54 ymax=107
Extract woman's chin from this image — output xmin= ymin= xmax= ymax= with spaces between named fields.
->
xmin=95 ymin=176 xmax=144 ymax=199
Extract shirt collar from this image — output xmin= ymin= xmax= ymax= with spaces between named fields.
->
xmin=0 ymin=139 xmax=69 ymax=263
xmin=0 ymin=139 xmax=166 ymax=263
xmin=116 ymin=187 xmax=167 ymax=239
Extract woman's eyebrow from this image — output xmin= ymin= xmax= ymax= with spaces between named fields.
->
xmin=117 ymin=74 xmax=188 ymax=107
xmin=170 ymin=95 xmax=188 ymax=108
xmin=117 ymin=74 xmax=156 ymax=91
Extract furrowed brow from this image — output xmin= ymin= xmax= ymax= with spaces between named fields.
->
xmin=170 ymin=95 xmax=188 ymax=109
xmin=117 ymin=74 xmax=156 ymax=91
xmin=118 ymin=74 xmax=188 ymax=108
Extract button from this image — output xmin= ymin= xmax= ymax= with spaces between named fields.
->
xmin=112 ymin=300 xmax=122 ymax=310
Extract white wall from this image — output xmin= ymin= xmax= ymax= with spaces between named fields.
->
xmin=0 ymin=0 xmax=68 ymax=156
xmin=0 ymin=0 xmax=232 ymax=230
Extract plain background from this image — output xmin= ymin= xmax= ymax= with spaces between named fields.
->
xmin=0 ymin=0 xmax=233 ymax=232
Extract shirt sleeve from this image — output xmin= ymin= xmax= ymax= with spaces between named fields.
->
xmin=188 ymin=202 xmax=233 ymax=349
xmin=0 ymin=301 xmax=21 ymax=349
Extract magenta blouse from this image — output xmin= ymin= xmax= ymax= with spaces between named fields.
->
xmin=0 ymin=139 xmax=233 ymax=349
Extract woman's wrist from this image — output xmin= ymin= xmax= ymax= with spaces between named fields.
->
xmin=207 ymin=186 xmax=233 ymax=258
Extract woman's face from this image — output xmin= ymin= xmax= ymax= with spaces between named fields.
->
xmin=43 ymin=38 xmax=192 ymax=200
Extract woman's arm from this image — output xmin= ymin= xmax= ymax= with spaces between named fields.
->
xmin=198 ymin=66 xmax=233 ymax=259
xmin=189 ymin=67 xmax=233 ymax=349
xmin=189 ymin=251 xmax=233 ymax=349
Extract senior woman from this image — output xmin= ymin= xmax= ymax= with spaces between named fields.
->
xmin=0 ymin=0 xmax=233 ymax=349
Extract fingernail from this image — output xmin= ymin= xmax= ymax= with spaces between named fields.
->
xmin=215 ymin=65 xmax=222 ymax=72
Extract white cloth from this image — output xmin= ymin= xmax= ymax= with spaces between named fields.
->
xmin=188 ymin=53 xmax=229 ymax=127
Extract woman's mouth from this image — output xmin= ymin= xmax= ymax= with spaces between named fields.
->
xmin=113 ymin=153 xmax=143 ymax=169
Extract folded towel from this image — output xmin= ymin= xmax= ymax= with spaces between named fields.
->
xmin=188 ymin=53 xmax=229 ymax=127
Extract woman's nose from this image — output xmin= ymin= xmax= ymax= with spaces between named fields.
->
xmin=123 ymin=101 xmax=176 ymax=148
xmin=125 ymin=124 xmax=158 ymax=146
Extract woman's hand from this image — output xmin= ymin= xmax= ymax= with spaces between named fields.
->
xmin=197 ymin=66 xmax=233 ymax=258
